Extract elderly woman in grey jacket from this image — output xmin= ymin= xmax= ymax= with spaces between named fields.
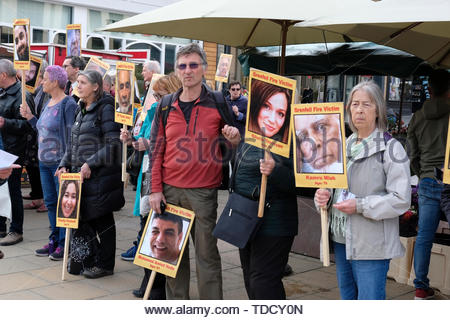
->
xmin=314 ymin=81 xmax=411 ymax=300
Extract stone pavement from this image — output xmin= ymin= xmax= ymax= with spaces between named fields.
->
xmin=0 ymin=186 xmax=447 ymax=300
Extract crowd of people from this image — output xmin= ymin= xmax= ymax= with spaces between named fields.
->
xmin=0 ymin=41 xmax=449 ymax=301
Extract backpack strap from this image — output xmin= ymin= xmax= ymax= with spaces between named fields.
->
xmin=159 ymin=93 xmax=175 ymax=129
xmin=211 ymin=90 xmax=235 ymax=126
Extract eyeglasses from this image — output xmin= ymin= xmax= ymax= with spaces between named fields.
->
xmin=230 ymin=88 xmax=241 ymax=91
xmin=176 ymin=63 xmax=204 ymax=70
xmin=153 ymin=93 xmax=163 ymax=100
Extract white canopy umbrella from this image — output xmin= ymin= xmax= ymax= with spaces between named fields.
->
xmin=295 ymin=0 xmax=450 ymax=68
xmin=101 ymin=0 xmax=370 ymax=74
xmin=102 ymin=0 xmax=450 ymax=70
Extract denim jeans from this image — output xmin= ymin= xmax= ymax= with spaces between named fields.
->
xmin=413 ymin=177 xmax=443 ymax=289
xmin=39 ymin=162 xmax=65 ymax=248
xmin=333 ymin=242 xmax=390 ymax=300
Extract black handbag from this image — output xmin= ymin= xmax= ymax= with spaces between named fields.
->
xmin=213 ymin=145 xmax=263 ymax=248
xmin=126 ymin=148 xmax=144 ymax=178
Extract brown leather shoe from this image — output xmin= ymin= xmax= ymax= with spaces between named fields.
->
xmin=0 ymin=232 xmax=23 ymax=246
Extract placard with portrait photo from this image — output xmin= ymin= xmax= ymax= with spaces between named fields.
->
xmin=292 ymin=102 xmax=348 ymax=189
xmin=215 ymin=53 xmax=233 ymax=83
xmin=13 ymin=19 xmax=31 ymax=70
xmin=56 ymin=173 xmax=82 ymax=229
xmin=245 ymin=68 xmax=296 ymax=158
xmin=443 ymin=116 xmax=450 ymax=184
xmin=66 ymin=24 xmax=81 ymax=57
xmin=72 ymin=57 xmax=110 ymax=97
xmin=114 ymin=61 xmax=135 ymax=126
xmin=24 ymin=56 xmax=42 ymax=93
xmin=84 ymin=56 xmax=110 ymax=78
xmin=134 ymin=204 xmax=195 ymax=278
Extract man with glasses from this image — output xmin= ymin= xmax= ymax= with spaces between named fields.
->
xmin=146 ymin=43 xmax=240 ymax=299
xmin=226 ymin=80 xmax=248 ymax=136
xmin=62 ymin=56 xmax=85 ymax=101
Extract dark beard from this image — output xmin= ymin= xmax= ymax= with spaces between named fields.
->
xmin=17 ymin=46 xmax=29 ymax=61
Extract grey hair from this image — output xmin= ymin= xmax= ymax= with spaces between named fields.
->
xmin=143 ymin=60 xmax=161 ymax=73
xmin=0 ymin=59 xmax=17 ymax=77
xmin=346 ymin=80 xmax=387 ymax=133
xmin=39 ymin=60 xmax=48 ymax=78
xmin=176 ymin=43 xmax=207 ymax=69
xmin=78 ymin=69 xmax=103 ymax=101
xmin=103 ymin=73 xmax=112 ymax=86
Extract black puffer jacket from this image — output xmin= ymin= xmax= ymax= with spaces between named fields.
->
xmin=0 ymin=81 xmax=34 ymax=164
xmin=233 ymin=143 xmax=298 ymax=237
xmin=60 ymin=93 xmax=124 ymax=220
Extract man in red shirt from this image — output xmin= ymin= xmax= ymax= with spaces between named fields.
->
xmin=147 ymin=43 xmax=240 ymax=299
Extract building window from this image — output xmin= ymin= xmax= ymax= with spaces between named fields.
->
xmin=32 ymin=28 xmax=49 ymax=43
xmin=87 ymin=37 xmax=105 ymax=50
xmin=165 ymin=44 xmax=176 ymax=74
xmin=53 ymin=32 xmax=66 ymax=45
xmin=0 ymin=25 xmax=13 ymax=44
xmin=109 ymin=38 xmax=123 ymax=50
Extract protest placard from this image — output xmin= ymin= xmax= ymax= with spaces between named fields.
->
xmin=134 ymin=204 xmax=195 ymax=279
xmin=292 ymin=102 xmax=348 ymax=189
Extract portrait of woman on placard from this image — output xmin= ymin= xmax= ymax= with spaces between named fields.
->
xmin=248 ymin=79 xmax=292 ymax=144
xmin=58 ymin=180 xmax=79 ymax=219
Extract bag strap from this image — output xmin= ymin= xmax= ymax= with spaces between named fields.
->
xmin=210 ymin=90 xmax=234 ymax=126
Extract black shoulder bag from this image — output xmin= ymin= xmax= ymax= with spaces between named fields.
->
xmin=213 ymin=144 xmax=263 ymax=248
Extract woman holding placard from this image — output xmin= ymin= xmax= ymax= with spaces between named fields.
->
xmin=56 ymin=69 xmax=124 ymax=279
xmin=20 ymin=65 xmax=77 ymax=261
xmin=314 ymin=81 xmax=411 ymax=300
xmin=232 ymin=79 xmax=297 ymax=299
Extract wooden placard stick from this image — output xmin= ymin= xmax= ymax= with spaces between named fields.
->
xmin=21 ymin=70 xmax=26 ymax=107
xmin=320 ymin=207 xmax=330 ymax=267
xmin=62 ymin=228 xmax=71 ymax=280
xmin=122 ymin=124 xmax=127 ymax=182
xmin=257 ymin=150 xmax=270 ymax=218
xmin=143 ymin=270 xmax=157 ymax=300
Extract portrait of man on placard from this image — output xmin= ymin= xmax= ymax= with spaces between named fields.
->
xmin=294 ymin=113 xmax=344 ymax=174
xmin=25 ymin=59 xmax=40 ymax=88
xmin=116 ymin=69 xmax=133 ymax=115
xmin=139 ymin=212 xmax=189 ymax=266
xmin=215 ymin=54 xmax=231 ymax=78
xmin=67 ymin=28 xmax=81 ymax=57
xmin=14 ymin=24 xmax=30 ymax=61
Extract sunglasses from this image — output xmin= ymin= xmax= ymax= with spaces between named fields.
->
xmin=176 ymin=62 xmax=204 ymax=70
xmin=230 ymin=88 xmax=241 ymax=91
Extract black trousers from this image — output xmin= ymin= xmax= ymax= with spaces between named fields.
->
xmin=0 ymin=168 xmax=24 ymax=234
xmin=137 ymin=215 xmax=166 ymax=299
xmin=87 ymin=212 xmax=116 ymax=271
xmin=25 ymin=165 xmax=43 ymax=199
xmin=239 ymin=234 xmax=294 ymax=300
